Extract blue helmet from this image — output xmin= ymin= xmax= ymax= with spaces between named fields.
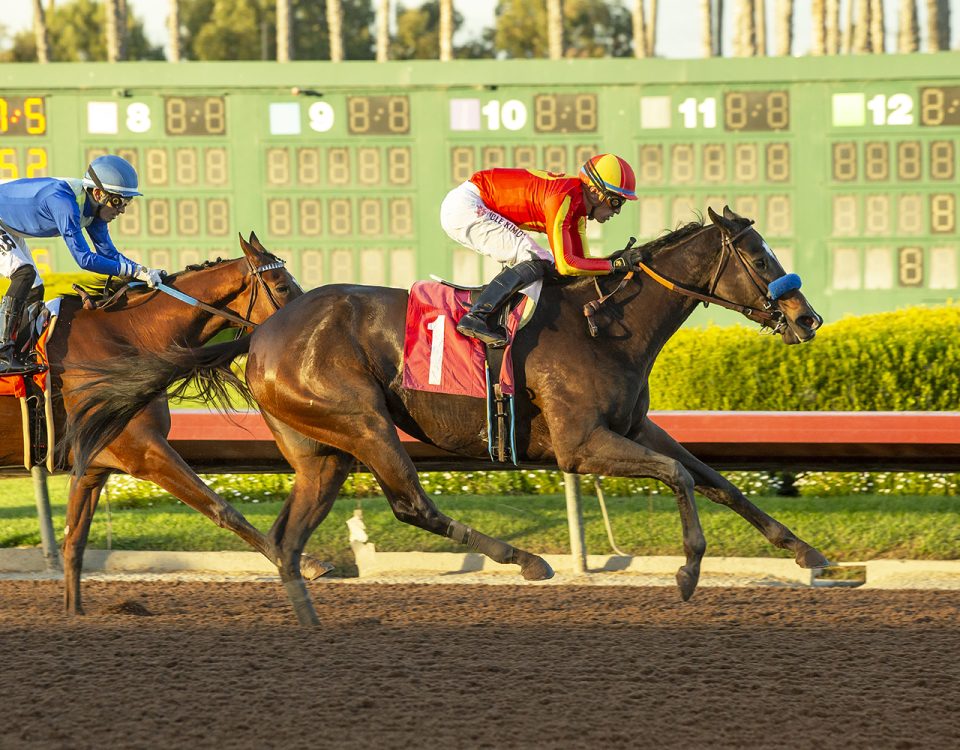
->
xmin=82 ymin=154 xmax=143 ymax=198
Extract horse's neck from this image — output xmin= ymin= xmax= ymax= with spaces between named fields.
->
xmin=103 ymin=267 xmax=242 ymax=348
xmin=617 ymin=226 xmax=723 ymax=367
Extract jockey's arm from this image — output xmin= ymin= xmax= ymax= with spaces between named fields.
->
xmin=48 ymin=194 xmax=138 ymax=277
xmin=544 ymin=193 xmax=613 ymax=276
xmin=84 ymin=219 xmax=140 ymax=276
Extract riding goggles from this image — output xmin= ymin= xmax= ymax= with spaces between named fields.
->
xmin=605 ymin=193 xmax=626 ymax=210
xmin=94 ymin=189 xmax=133 ymax=209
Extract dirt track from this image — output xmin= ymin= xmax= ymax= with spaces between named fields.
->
xmin=2 ymin=579 xmax=958 ymax=749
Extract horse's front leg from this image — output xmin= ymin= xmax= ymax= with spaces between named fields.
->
xmin=62 ymin=468 xmax=111 ymax=615
xmin=558 ymin=427 xmax=706 ymax=600
xmin=341 ymin=415 xmax=553 ymax=582
xmin=634 ymin=417 xmax=830 ymax=569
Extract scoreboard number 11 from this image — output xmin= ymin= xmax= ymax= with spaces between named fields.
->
xmin=678 ymin=97 xmax=717 ymax=129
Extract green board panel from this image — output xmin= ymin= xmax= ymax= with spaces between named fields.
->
xmin=0 ymin=54 xmax=958 ymax=323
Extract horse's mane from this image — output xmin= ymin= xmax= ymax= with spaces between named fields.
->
xmin=556 ymin=219 xmax=707 ymax=291
xmin=637 ymin=219 xmax=707 ymax=257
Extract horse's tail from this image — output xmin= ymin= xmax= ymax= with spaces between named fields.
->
xmin=64 ymin=336 xmax=253 ymax=476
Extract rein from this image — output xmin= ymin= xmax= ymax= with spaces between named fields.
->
xmin=145 ymin=257 xmax=287 ymax=330
xmin=584 ymin=225 xmax=786 ymax=336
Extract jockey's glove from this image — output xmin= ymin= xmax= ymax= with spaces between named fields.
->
xmin=134 ymin=265 xmax=166 ymax=288
xmin=611 ymin=246 xmax=644 ymax=271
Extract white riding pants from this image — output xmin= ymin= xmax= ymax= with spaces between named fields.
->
xmin=0 ymin=221 xmax=43 ymax=288
xmin=440 ymin=181 xmax=552 ymax=267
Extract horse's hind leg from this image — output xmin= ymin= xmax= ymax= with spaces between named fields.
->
xmin=62 ymin=468 xmax=111 ymax=615
xmin=264 ymin=418 xmax=354 ymax=626
xmin=635 ymin=418 xmax=830 ymax=569
xmin=104 ymin=410 xmax=330 ymax=579
xmin=348 ymin=423 xmax=553 ymax=581
xmin=271 ymin=398 xmax=553 ymax=580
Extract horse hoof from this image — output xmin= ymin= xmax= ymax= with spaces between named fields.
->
xmin=300 ymin=556 xmax=335 ymax=581
xmin=521 ymin=556 xmax=554 ymax=581
xmin=676 ymin=567 xmax=699 ymax=601
xmin=797 ymin=546 xmax=831 ymax=569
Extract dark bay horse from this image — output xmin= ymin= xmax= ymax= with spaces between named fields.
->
xmin=32 ymin=233 xmax=330 ymax=614
xmin=67 ymin=207 xmax=828 ymax=625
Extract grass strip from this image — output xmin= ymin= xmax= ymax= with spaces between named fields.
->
xmin=1 ymin=476 xmax=957 ymax=574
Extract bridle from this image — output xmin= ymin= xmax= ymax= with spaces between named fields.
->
xmin=235 ymin=256 xmax=288 ymax=331
xmin=584 ymin=225 xmax=791 ymax=337
xmin=147 ymin=256 xmax=289 ymax=333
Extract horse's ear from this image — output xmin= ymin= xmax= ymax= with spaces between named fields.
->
xmin=248 ymin=231 xmax=268 ymax=255
xmin=238 ymin=231 xmax=257 ymax=260
xmin=722 ymin=205 xmax=743 ymax=222
xmin=708 ymin=206 xmax=737 ymax=235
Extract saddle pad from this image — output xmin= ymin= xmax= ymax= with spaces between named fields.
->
xmin=0 ymin=374 xmax=26 ymax=398
xmin=402 ymin=281 xmax=526 ymax=398
xmin=0 ymin=312 xmax=57 ymax=471
xmin=0 ymin=309 xmax=56 ymax=396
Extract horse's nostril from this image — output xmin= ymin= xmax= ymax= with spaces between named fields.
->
xmin=798 ymin=315 xmax=818 ymax=330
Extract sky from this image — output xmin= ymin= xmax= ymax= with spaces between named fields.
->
xmin=3 ymin=0 xmax=959 ymax=58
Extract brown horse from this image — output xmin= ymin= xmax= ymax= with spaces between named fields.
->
xmin=67 ymin=207 xmax=829 ymax=625
xmin=27 ymin=233 xmax=328 ymax=615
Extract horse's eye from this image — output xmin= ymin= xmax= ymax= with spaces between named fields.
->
xmin=754 ymin=259 xmax=767 ymax=271
xmin=275 ymin=284 xmax=290 ymax=294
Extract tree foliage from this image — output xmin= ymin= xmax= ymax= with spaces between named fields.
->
xmin=190 ymin=0 xmax=266 ymax=60
xmin=2 ymin=0 xmax=162 ymax=62
xmin=494 ymin=0 xmax=632 ymax=59
xmin=391 ymin=0 xmax=493 ymax=59
xmin=180 ymin=0 xmax=374 ymax=60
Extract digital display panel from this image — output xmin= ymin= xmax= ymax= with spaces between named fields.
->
xmin=0 ymin=96 xmax=46 ymax=136
xmin=0 ymin=146 xmax=48 ymax=180
xmin=533 ymin=94 xmax=598 ymax=133
xmin=723 ymin=90 xmax=790 ymax=131
xmin=164 ymin=96 xmax=226 ymax=136
xmin=264 ymin=145 xmax=412 ymax=188
xmin=448 ymin=143 xmax=596 ymax=184
xmin=920 ymin=86 xmax=960 ymax=126
xmin=346 ymin=96 xmax=410 ymax=135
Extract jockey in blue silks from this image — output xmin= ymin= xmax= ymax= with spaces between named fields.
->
xmin=0 ymin=154 xmax=166 ymax=374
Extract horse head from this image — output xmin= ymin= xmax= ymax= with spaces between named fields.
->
xmin=707 ymin=206 xmax=823 ymax=344
xmin=233 ymin=231 xmax=303 ymax=325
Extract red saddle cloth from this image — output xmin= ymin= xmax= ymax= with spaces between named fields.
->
xmin=0 ymin=319 xmax=53 ymax=398
xmin=402 ymin=281 xmax=526 ymax=398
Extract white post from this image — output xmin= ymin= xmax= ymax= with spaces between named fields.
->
xmin=563 ymin=472 xmax=587 ymax=574
xmin=32 ymin=466 xmax=60 ymax=571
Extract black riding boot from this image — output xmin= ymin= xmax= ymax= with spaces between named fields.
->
xmin=456 ymin=259 xmax=548 ymax=348
xmin=0 ymin=296 xmax=33 ymax=376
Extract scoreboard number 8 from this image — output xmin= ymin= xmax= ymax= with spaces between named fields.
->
xmin=898 ymin=247 xmax=924 ymax=287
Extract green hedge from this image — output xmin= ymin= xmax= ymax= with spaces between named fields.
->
xmin=649 ymin=305 xmax=960 ymax=411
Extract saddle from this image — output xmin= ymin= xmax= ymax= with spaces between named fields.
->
xmin=0 ymin=300 xmax=60 ymax=471
xmin=404 ymin=278 xmax=539 ymax=465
